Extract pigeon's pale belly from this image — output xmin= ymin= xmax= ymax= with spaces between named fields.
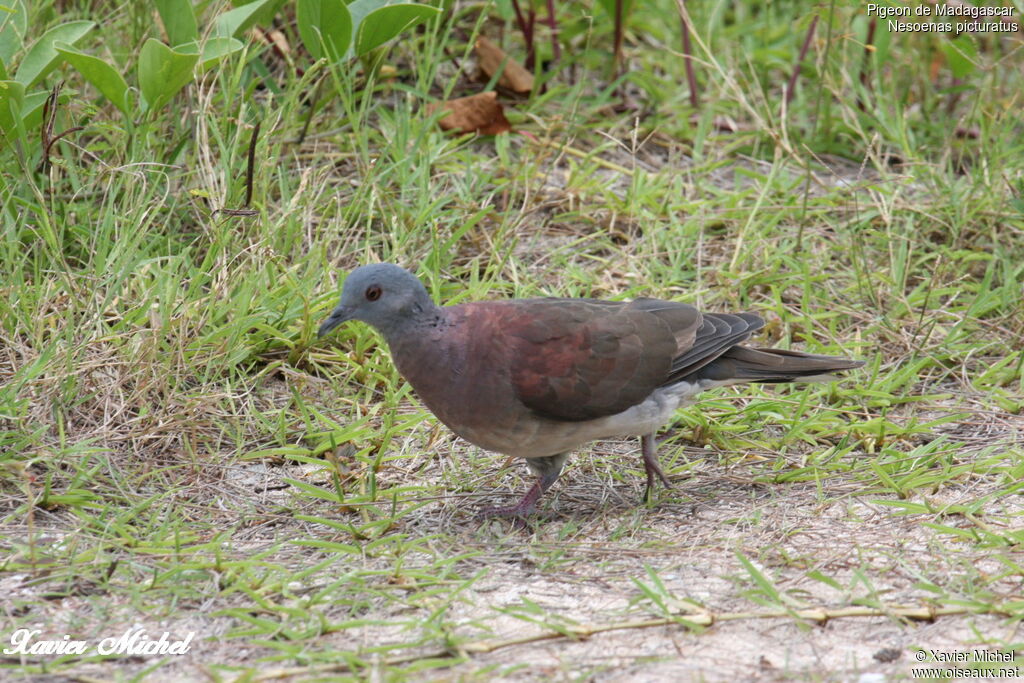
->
xmin=450 ymin=381 xmax=718 ymax=458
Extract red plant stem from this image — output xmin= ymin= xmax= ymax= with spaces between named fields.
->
xmin=509 ymin=0 xmax=535 ymax=69
xmin=679 ymin=0 xmax=698 ymax=108
xmin=613 ymin=0 xmax=624 ymax=77
xmin=527 ymin=7 xmax=536 ymax=69
xmin=545 ymin=0 xmax=560 ymax=66
xmin=785 ymin=14 xmax=818 ymax=106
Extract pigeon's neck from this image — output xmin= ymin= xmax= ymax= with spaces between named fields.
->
xmin=384 ymin=305 xmax=468 ymax=430
xmin=379 ymin=303 xmax=447 ymax=347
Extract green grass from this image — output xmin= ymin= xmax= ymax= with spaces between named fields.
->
xmin=2 ymin=0 xmax=1023 ymax=679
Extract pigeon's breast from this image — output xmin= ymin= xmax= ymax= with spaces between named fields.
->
xmin=387 ymin=309 xmax=527 ymax=448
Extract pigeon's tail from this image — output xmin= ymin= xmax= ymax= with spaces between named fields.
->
xmin=686 ymin=346 xmax=866 ymax=385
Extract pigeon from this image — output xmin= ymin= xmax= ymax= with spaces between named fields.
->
xmin=318 ymin=263 xmax=864 ymax=517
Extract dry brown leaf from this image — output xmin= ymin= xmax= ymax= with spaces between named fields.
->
xmin=426 ymin=92 xmax=512 ymax=136
xmin=475 ymin=37 xmax=534 ymax=95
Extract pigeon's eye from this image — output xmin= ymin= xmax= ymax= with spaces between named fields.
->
xmin=365 ymin=285 xmax=382 ymax=301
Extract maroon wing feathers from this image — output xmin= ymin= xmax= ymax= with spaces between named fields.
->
xmin=466 ymin=298 xmax=770 ymax=423
xmin=666 ymin=312 xmax=764 ymax=381
xmin=504 ymin=299 xmax=685 ymax=421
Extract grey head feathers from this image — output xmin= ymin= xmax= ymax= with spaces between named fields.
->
xmin=318 ymin=263 xmax=437 ymax=340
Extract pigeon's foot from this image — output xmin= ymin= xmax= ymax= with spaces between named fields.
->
xmin=478 ymin=455 xmax=567 ymax=524
xmin=477 ymin=480 xmax=545 ymax=527
xmin=642 ymin=433 xmax=674 ymax=502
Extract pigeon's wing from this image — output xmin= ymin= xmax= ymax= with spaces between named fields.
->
xmin=500 ymin=298 xmax=701 ymax=421
xmin=666 ymin=312 xmax=764 ymax=381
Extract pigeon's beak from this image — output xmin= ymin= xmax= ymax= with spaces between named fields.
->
xmin=318 ymin=304 xmax=354 ymax=337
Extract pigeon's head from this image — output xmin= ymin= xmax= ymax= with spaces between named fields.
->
xmin=318 ymin=263 xmax=435 ymax=339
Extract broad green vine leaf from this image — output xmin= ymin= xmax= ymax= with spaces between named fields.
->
xmin=19 ymin=88 xmax=56 ymax=131
xmin=200 ymin=36 xmax=245 ymax=69
xmin=296 ymin=0 xmax=352 ymax=62
xmin=137 ymin=38 xmax=199 ymax=112
xmin=55 ymin=42 xmax=130 ymax=116
xmin=213 ymin=0 xmax=278 ymax=38
xmin=0 ymin=0 xmax=29 ymax=66
xmin=177 ymin=37 xmax=246 ymax=70
xmin=14 ymin=20 xmax=94 ymax=88
xmin=353 ymin=2 xmax=439 ymax=57
xmin=0 ymin=79 xmax=25 ymax=137
xmin=153 ymin=0 xmax=199 ymax=47
xmin=346 ymin=0 xmax=384 ymax=38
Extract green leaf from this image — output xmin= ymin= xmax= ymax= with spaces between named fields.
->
xmin=55 ymin=42 xmax=130 ymax=116
xmin=177 ymin=37 xmax=246 ymax=70
xmin=806 ymin=570 xmax=842 ymax=591
xmin=737 ymin=553 xmax=782 ymax=603
xmin=0 ymin=0 xmax=29 ymax=66
xmin=153 ymin=0 xmax=198 ymax=47
xmin=231 ymin=0 xmax=284 ymax=29
xmin=942 ymin=34 xmax=978 ymax=79
xmin=292 ymin=539 xmax=361 ymax=554
xmin=0 ymin=79 xmax=25 ymax=137
xmin=137 ymin=38 xmax=199 ymax=112
xmin=595 ymin=0 xmax=636 ymax=24
xmin=201 ymin=36 xmax=245 ymax=68
xmin=213 ymin=0 xmax=277 ymax=39
xmin=283 ymin=477 xmax=344 ymax=503
xmin=296 ymin=0 xmax=352 ymax=62
xmin=17 ymin=88 xmax=50 ymax=132
xmin=14 ymin=20 xmax=94 ymax=88
xmin=346 ymin=0 xmax=387 ymax=37
xmin=353 ymin=2 xmax=439 ymax=57
xmin=871 ymin=16 xmax=891 ymax=66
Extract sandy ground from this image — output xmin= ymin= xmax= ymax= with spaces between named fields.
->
xmin=5 ymin=401 xmax=1021 ymax=681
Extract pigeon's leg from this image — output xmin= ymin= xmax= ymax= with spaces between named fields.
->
xmin=480 ymin=453 xmax=568 ymax=519
xmin=641 ymin=433 xmax=673 ymax=501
